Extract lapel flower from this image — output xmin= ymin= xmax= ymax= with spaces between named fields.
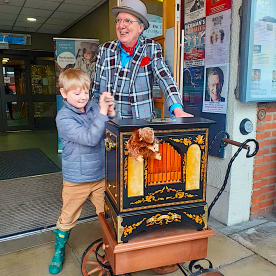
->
xmin=140 ymin=56 xmax=151 ymax=67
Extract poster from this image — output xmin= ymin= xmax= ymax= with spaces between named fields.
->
xmin=184 ymin=17 xmax=206 ymax=67
xmin=251 ymin=20 xmax=276 ymax=98
xmin=205 ymin=9 xmax=231 ymax=65
xmin=183 ymin=66 xmax=204 ymax=116
xmin=202 ymin=64 xmax=228 ymax=114
xmin=54 ymin=38 xmax=99 ymax=152
xmin=206 ymin=0 xmax=231 ymax=16
xmin=54 ymin=38 xmax=99 ymax=94
xmin=185 ymin=0 xmax=205 ymax=23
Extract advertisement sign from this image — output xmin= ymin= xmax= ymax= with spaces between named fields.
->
xmin=183 ymin=66 xmax=204 ymax=116
xmin=0 ymin=33 xmax=31 ymax=45
xmin=54 ymin=38 xmax=99 ymax=152
xmin=206 ymin=0 xmax=231 ymax=16
xmin=205 ymin=9 xmax=231 ymax=65
xmin=185 ymin=0 xmax=205 ymax=23
xmin=184 ymin=17 xmax=206 ymax=67
xmin=202 ymin=64 xmax=228 ymax=114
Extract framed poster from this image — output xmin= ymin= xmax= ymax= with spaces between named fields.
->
xmin=239 ymin=0 xmax=276 ymax=102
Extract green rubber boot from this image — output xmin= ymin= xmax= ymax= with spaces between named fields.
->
xmin=49 ymin=229 xmax=71 ymax=274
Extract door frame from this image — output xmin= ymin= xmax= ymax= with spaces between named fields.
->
xmin=0 ymin=54 xmax=34 ymax=132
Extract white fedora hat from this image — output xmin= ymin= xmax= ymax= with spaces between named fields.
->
xmin=112 ymin=0 xmax=149 ymax=30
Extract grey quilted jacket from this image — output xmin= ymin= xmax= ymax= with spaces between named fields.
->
xmin=56 ymin=100 xmax=109 ymax=183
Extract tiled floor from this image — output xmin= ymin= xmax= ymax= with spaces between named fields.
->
xmin=0 ymin=130 xmax=61 ymax=168
xmin=0 ymin=214 xmax=276 ymax=276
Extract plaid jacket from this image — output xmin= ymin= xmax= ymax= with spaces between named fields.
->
xmin=92 ymin=35 xmax=183 ymax=119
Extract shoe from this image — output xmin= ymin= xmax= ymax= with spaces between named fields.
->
xmin=49 ymin=229 xmax=71 ymax=274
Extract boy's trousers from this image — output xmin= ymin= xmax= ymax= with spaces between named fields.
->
xmin=56 ymin=178 xmax=105 ymax=231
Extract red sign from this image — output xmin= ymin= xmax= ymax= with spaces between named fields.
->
xmin=206 ymin=0 xmax=231 ymax=16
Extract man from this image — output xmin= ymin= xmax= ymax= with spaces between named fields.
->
xmin=205 ymin=67 xmax=225 ymax=102
xmin=92 ymin=0 xmax=193 ymax=119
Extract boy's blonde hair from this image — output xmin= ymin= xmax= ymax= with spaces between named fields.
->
xmin=59 ymin=68 xmax=90 ymax=93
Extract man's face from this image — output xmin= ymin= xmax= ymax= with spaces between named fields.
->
xmin=116 ymin=12 xmax=144 ymax=47
xmin=208 ymin=74 xmax=222 ymax=102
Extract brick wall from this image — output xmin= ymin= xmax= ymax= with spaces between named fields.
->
xmin=251 ymin=103 xmax=276 ymax=219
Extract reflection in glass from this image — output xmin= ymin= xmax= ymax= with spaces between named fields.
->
xmin=31 ymin=64 xmax=55 ymax=95
xmin=33 ymin=102 xmax=57 ymax=129
xmin=6 ymin=102 xmax=29 ymax=127
xmin=2 ymin=59 xmax=26 ymax=95
xmin=141 ymin=0 xmax=163 ymax=39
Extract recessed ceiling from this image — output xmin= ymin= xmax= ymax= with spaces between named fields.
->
xmin=0 ymin=0 xmax=107 ymax=34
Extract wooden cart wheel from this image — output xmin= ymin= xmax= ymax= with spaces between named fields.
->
xmin=189 ymin=259 xmax=224 ymax=276
xmin=81 ymin=238 xmax=111 ymax=276
xmin=189 ymin=268 xmax=224 ymax=275
xmin=152 ymin=263 xmax=183 ymax=274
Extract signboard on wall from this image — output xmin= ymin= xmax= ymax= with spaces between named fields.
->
xmin=239 ymin=0 xmax=276 ymax=102
xmin=0 ymin=33 xmax=31 ymax=45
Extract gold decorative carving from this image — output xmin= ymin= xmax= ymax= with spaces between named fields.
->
xmin=183 ymin=153 xmax=186 ymax=183
xmin=124 ymin=156 xmax=128 ymax=190
xmin=129 ymin=186 xmax=197 ymax=205
xmin=123 ymin=218 xmax=147 ymax=237
xmin=104 ymin=137 xmax=116 ymax=151
xmin=203 ymin=205 xmax=208 ymax=229
xmin=183 ymin=211 xmax=204 ymax=225
xmin=166 ymin=187 xmax=198 ymax=200
xmin=130 ymin=186 xmax=166 ymax=204
xmin=169 ymin=137 xmax=192 ymax=146
xmin=144 ymin=159 xmax=148 ymax=188
xmin=201 ymin=152 xmax=206 ymax=181
xmin=104 ymin=204 xmax=110 ymax=212
xmin=146 ymin=212 xmax=181 ymax=226
xmin=194 ymin=135 xmax=205 ymax=145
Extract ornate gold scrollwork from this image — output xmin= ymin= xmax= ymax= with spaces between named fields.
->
xmin=146 ymin=212 xmax=181 ymax=226
xmin=123 ymin=218 xmax=147 ymax=237
xmin=129 ymin=186 xmax=197 ymax=205
xmin=105 ymin=137 xmax=116 ymax=151
xmin=183 ymin=211 xmax=204 ymax=225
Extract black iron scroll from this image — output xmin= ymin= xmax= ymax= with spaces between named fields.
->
xmin=208 ymin=135 xmax=259 ymax=217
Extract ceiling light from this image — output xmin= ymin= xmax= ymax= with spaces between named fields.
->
xmin=27 ymin=18 xmax=37 ymax=22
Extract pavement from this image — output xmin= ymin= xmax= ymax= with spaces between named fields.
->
xmin=0 ymin=213 xmax=276 ymax=276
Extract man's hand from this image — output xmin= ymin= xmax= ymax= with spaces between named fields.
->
xmin=173 ymin=107 xmax=194 ymax=118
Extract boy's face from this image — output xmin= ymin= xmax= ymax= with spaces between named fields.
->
xmin=84 ymin=49 xmax=93 ymax=61
xmin=61 ymin=87 xmax=89 ymax=112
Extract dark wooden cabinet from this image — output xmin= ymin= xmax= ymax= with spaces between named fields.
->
xmin=104 ymin=117 xmax=215 ymax=243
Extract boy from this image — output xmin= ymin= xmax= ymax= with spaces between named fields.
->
xmin=49 ymin=68 xmax=115 ymax=274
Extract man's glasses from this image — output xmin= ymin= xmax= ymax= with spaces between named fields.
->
xmin=115 ymin=18 xmax=139 ymax=27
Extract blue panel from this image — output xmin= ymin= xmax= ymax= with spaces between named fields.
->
xmin=56 ymin=95 xmax=64 ymax=153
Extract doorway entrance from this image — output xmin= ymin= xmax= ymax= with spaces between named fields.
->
xmin=0 ymin=51 xmax=56 ymax=132
xmin=0 ymin=56 xmax=33 ymax=132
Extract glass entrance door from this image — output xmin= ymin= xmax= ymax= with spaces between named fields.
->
xmin=0 ymin=56 xmax=33 ymax=131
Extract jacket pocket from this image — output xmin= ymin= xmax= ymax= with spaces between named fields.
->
xmin=80 ymin=153 xmax=102 ymax=176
